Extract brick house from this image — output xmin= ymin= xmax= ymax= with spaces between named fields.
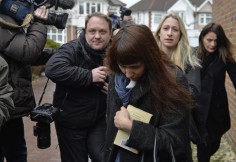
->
xmin=213 ymin=0 xmax=236 ymax=150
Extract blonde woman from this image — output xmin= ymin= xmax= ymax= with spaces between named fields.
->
xmin=155 ymin=13 xmax=202 ymax=143
xmin=155 ymin=13 xmax=201 ymax=98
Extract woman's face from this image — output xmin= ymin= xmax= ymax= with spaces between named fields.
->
xmin=203 ymin=32 xmax=217 ymax=53
xmin=118 ymin=62 xmax=145 ymax=81
xmin=158 ymin=17 xmax=181 ymax=49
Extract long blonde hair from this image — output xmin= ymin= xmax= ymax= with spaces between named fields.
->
xmin=155 ymin=13 xmax=201 ymax=71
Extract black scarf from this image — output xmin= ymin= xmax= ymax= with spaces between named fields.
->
xmin=201 ymin=51 xmax=218 ymax=78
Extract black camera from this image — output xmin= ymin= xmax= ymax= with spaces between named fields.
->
xmin=120 ymin=6 xmax=132 ymax=20
xmin=34 ymin=0 xmax=75 ymax=29
xmin=30 ymin=103 xmax=59 ymax=149
xmin=34 ymin=0 xmax=75 ymax=10
xmin=109 ymin=6 xmax=132 ymax=31
xmin=37 ymin=12 xmax=69 ymax=29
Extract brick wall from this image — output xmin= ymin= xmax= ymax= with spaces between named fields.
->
xmin=213 ymin=0 xmax=236 ymax=150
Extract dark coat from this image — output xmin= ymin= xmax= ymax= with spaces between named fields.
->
xmin=0 ymin=56 xmax=14 ymax=126
xmin=45 ymin=32 xmax=107 ymax=129
xmin=193 ymin=52 xmax=236 ymax=142
xmin=0 ymin=14 xmax=48 ymax=118
xmin=104 ymin=70 xmax=193 ymax=162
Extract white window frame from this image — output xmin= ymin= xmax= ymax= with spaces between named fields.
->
xmin=84 ymin=2 xmax=102 ymax=15
xmin=199 ymin=13 xmax=212 ymax=25
xmin=47 ymin=27 xmax=67 ymax=44
xmin=153 ymin=13 xmax=162 ymax=24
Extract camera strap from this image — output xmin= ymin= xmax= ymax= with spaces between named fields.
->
xmin=38 ymin=77 xmax=50 ymax=106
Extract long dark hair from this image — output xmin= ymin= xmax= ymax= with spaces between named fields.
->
xmin=105 ymin=25 xmax=193 ymax=114
xmin=198 ymin=22 xmax=236 ymax=63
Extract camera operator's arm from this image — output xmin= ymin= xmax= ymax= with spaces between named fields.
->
xmin=3 ymin=6 xmax=48 ymax=64
xmin=33 ymin=48 xmax=58 ymax=66
xmin=0 ymin=58 xmax=14 ymax=127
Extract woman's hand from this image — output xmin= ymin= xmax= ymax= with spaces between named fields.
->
xmin=114 ymin=106 xmax=133 ymax=133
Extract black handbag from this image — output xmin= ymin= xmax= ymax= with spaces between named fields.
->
xmin=140 ymin=130 xmax=176 ymax=162
xmin=153 ymin=131 xmax=176 ymax=162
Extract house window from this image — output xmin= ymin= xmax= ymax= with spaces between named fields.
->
xmin=91 ymin=3 xmax=96 ymax=13
xmin=97 ymin=4 xmax=101 ymax=12
xmin=199 ymin=13 xmax=212 ymax=25
xmin=47 ymin=28 xmax=67 ymax=44
xmin=79 ymin=3 xmax=84 ymax=14
xmin=154 ymin=13 xmax=162 ymax=24
xmin=85 ymin=2 xmax=103 ymax=14
xmin=86 ymin=3 xmax=90 ymax=14
xmin=137 ymin=12 xmax=141 ymax=24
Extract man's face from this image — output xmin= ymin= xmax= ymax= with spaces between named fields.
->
xmin=85 ymin=16 xmax=112 ymax=51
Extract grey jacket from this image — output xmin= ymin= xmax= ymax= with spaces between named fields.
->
xmin=0 ymin=56 xmax=14 ymax=127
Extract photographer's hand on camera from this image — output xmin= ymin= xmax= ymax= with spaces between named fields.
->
xmin=33 ymin=6 xmax=49 ymax=23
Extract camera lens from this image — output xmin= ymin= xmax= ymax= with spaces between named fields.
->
xmin=36 ymin=122 xmax=51 ymax=149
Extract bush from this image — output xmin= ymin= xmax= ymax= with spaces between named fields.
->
xmin=32 ymin=39 xmax=60 ymax=77
xmin=44 ymin=39 xmax=61 ymax=48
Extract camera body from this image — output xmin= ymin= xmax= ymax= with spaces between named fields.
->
xmin=0 ymin=0 xmax=70 ymax=29
xmin=109 ymin=6 xmax=132 ymax=31
xmin=120 ymin=6 xmax=132 ymax=20
xmin=35 ymin=12 xmax=68 ymax=29
xmin=30 ymin=103 xmax=59 ymax=149
xmin=34 ymin=0 xmax=72 ymax=29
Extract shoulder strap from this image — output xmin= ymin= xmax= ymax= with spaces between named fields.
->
xmin=38 ymin=78 xmax=50 ymax=106
xmin=0 ymin=14 xmax=33 ymax=29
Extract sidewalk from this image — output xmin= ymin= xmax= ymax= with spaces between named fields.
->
xmin=24 ymin=76 xmax=236 ymax=162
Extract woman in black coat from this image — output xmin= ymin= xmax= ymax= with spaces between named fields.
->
xmin=103 ymin=25 xmax=194 ymax=162
xmin=194 ymin=23 xmax=236 ymax=162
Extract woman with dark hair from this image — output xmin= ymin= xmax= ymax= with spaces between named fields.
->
xmin=103 ymin=24 xmax=194 ymax=162
xmin=194 ymin=22 xmax=236 ymax=162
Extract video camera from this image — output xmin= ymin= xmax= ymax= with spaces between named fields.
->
xmin=0 ymin=0 xmax=75 ymax=29
xmin=109 ymin=6 xmax=132 ymax=31
xmin=34 ymin=0 xmax=75 ymax=29
xmin=30 ymin=103 xmax=59 ymax=149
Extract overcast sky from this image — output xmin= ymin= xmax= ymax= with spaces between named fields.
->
xmin=120 ymin=0 xmax=140 ymax=8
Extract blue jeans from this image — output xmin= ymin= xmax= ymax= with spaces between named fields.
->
xmin=55 ymin=117 xmax=106 ymax=162
xmin=0 ymin=118 xmax=27 ymax=162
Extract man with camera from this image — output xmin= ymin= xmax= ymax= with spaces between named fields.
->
xmin=0 ymin=0 xmax=51 ymax=161
xmin=45 ymin=12 xmax=112 ymax=162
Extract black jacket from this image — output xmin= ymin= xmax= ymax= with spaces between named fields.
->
xmin=193 ymin=51 xmax=236 ymax=142
xmin=0 ymin=14 xmax=48 ymax=118
xmin=104 ymin=69 xmax=193 ymax=162
xmin=45 ymin=31 xmax=107 ymax=129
